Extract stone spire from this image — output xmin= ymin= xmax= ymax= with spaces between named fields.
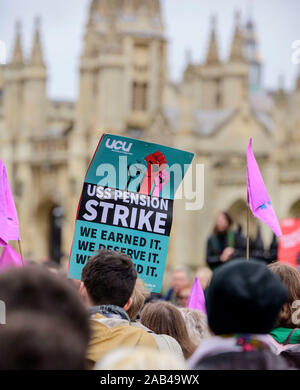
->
xmin=11 ymin=21 xmax=24 ymax=66
xmin=246 ymin=22 xmax=261 ymax=64
xmin=229 ymin=11 xmax=246 ymax=63
xmin=244 ymin=12 xmax=262 ymax=93
xmin=205 ymin=15 xmax=220 ymax=66
xmin=103 ymin=5 xmax=122 ymax=54
xmin=29 ymin=17 xmax=45 ymax=67
xmin=22 ymin=16 xmax=47 ymax=134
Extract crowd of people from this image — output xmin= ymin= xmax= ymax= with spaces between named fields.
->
xmin=0 ymin=211 xmax=299 ymax=371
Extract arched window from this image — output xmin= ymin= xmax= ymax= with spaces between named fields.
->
xmin=132 ymin=81 xmax=148 ymax=111
xmin=215 ymin=91 xmax=222 ymax=108
xmin=49 ymin=206 xmax=64 ymax=263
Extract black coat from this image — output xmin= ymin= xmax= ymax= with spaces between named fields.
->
xmin=206 ymin=231 xmax=245 ymax=270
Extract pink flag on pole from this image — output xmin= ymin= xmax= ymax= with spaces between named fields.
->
xmin=186 ymin=277 xmax=206 ymax=314
xmin=247 ymin=139 xmax=282 ymax=237
xmin=0 ymin=244 xmax=24 ymax=271
xmin=0 ymin=160 xmax=20 ymax=246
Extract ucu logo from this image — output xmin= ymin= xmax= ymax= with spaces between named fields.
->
xmin=105 ymin=138 xmax=133 ymax=153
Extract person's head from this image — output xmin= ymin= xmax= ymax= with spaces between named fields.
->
xmin=0 ymin=311 xmax=86 ymax=370
xmin=42 ymin=260 xmax=63 ymax=274
xmin=214 ymin=211 xmax=233 ymax=234
xmin=206 ymin=259 xmax=288 ymax=335
xmin=94 ymin=346 xmax=187 ymax=370
xmin=268 ymin=262 xmax=300 ymax=328
xmin=170 ymin=266 xmax=191 ymax=294
xmin=140 ymin=301 xmax=197 ymax=359
xmin=196 ymin=266 xmax=213 ymax=290
xmin=127 ymin=278 xmax=150 ymax=321
xmin=180 ymin=308 xmax=211 ymax=345
xmin=0 ymin=265 xmax=90 ymax=348
xmin=176 ymin=283 xmax=193 ymax=308
xmin=80 ymin=250 xmax=137 ymax=310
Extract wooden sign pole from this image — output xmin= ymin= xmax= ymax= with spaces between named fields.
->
xmin=17 ymin=239 xmax=25 ymax=266
xmin=246 ymin=207 xmax=250 ymax=260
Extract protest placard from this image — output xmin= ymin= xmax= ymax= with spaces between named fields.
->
xmin=68 ymin=134 xmax=194 ymax=292
xmin=278 ymin=218 xmax=300 ymax=268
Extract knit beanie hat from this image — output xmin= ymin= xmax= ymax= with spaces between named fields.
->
xmin=206 ymin=259 xmax=288 ymax=335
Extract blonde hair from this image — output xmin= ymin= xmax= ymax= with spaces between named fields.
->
xmin=140 ymin=301 xmax=197 ymax=359
xmin=268 ymin=262 xmax=300 ymax=328
xmin=127 ymin=278 xmax=150 ymax=321
xmin=180 ymin=308 xmax=211 ymax=345
xmin=94 ymin=347 xmax=187 ymax=370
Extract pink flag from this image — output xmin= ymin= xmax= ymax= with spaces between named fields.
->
xmin=247 ymin=139 xmax=282 ymax=237
xmin=0 ymin=160 xmax=20 ymax=246
xmin=0 ymin=244 xmax=24 ymax=271
xmin=186 ymin=277 xmax=206 ymax=314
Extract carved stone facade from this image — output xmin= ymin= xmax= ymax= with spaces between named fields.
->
xmin=0 ymin=1 xmax=300 ymax=271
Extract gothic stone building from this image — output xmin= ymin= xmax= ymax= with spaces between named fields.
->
xmin=1 ymin=0 xmax=300 ymax=271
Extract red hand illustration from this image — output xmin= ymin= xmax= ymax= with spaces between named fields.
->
xmin=145 ymin=151 xmax=167 ymax=176
xmin=153 ymin=169 xmax=170 ymax=197
xmin=139 ymin=151 xmax=167 ymax=195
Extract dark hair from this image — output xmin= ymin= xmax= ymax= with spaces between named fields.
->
xmin=140 ymin=301 xmax=197 ymax=359
xmin=81 ymin=250 xmax=137 ymax=307
xmin=213 ymin=211 xmax=233 ymax=234
xmin=0 ymin=311 xmax=86 ymax=370
xmin=0 ymin=265 xmax=90 ymax=347
xmin=223 ymin=212 xmax=233 ymax=226
xmin=268 ymin=262 xmax=300 ymax=328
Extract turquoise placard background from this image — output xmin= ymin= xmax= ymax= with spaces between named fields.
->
xmin=68 ymin=221 xmax=170 ymax=293
xmin=68 ymin=134 xmax=194 ymax=293
xmin=85 ymin=134 xmax=194 ymax=200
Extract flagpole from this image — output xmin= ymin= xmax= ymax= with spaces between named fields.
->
xmin=17 ymin=239 xmax=25 ymax=266
xmin=246 ymin=206 xmax=250 ymax=260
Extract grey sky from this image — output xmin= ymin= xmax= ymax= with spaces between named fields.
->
xmin=1 ymin=0 xmax=300 ymax=101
